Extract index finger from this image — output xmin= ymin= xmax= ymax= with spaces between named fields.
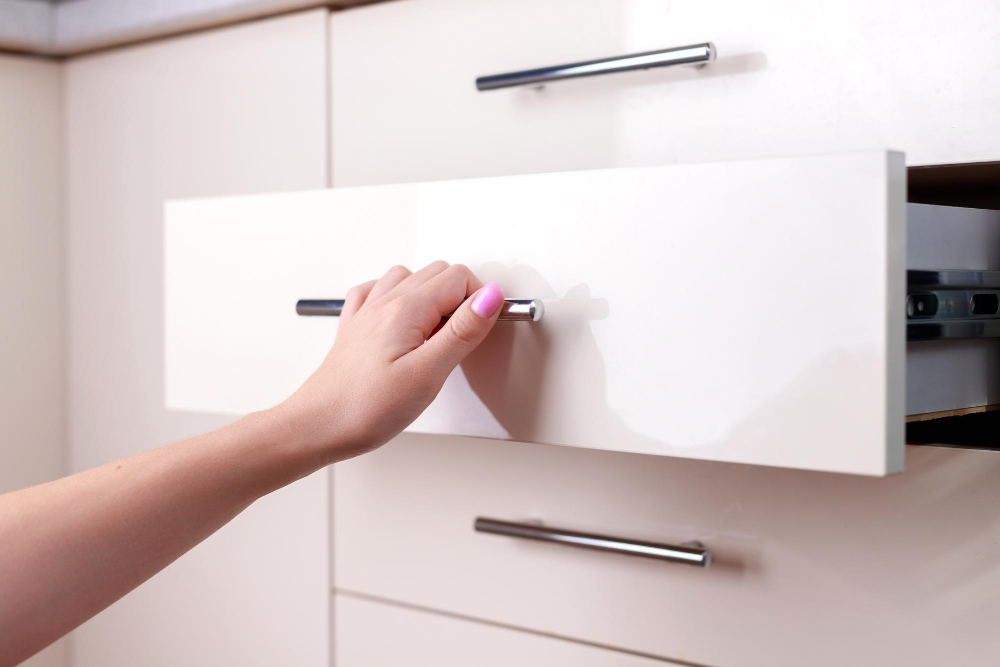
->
xmin=340 ymin=279 xmax=377 ymax=322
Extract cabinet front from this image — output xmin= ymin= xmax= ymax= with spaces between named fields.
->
xmin=166 ymin=150 xmax=904 ymax=475
xmin=332 ymin=0 xmax=1000 ymax=186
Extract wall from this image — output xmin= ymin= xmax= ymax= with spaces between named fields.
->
xmin=63 ymin=10 xmax=330 ymax=666
xmin=0 ymin=1 xmax=51 ymax=51
xmin=0 ymin=53 xmax=68 ymax=667
xmin=0 ymin=0 xmax=377 ymax=55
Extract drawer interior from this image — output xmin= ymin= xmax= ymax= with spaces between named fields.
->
xmin=907 ymin=408 xmax=1000 ymax=447
xmin=906 ymin=162 xmax=1000 ymax=446
xmin=909 ymin=161 xmax=1000 ymax=210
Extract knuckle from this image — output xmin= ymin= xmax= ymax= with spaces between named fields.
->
xmin=385 ymin=296 xmax=424 ymax=327
xmin=346 ymin=285 xmax=365 ymax=300
xmin=385 ymin=264 xmax=411 ymax=279
xmin=427 ymin=259 xmax=449 ymax=272
xmin=448 ymin=313 xmax=480 ymax=345
xmin=383 ymin=296 xmax=409 ymax=319
xmin=449 ymin=263 xmax=471 ymax=278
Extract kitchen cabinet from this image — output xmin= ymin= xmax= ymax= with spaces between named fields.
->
xmin=321 ymin=2 xmax=1000 ymax=665
xmin=152 ymin=0 xmax=1000 ymax=665
xmin=63 ymin=10 xmax=329 ymax=667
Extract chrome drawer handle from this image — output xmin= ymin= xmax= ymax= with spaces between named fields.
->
xmin=474 ymin=517 xmax=711 ymax=568
xmin=476 ymin=42 xmax=715 ymax=91
xmin=296 ymin=298 xmax=543 ymax=322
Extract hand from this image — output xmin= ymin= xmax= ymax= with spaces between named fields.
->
xmin=276 ymin=261 xmax=504 ymax=462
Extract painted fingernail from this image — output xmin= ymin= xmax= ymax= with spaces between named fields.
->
xmin=471 ymin=282 xmax=504 ymax=318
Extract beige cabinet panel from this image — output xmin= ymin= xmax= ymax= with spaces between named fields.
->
xmin=63 ymin=11 xmax=329 ymax=666
xmin=0 ymin=52 xmax=67 ymax=667
xmin=0 ymin=55 xmax=63 ymax=494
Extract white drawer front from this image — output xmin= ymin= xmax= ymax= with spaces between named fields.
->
xmin=335 ymin=594 xmax=678 ymax=667
xmin=332 ymin=0 xmax=1000 ymax=186
xmin=165 ymin=151 xmax=904 ymax=475
xmin=334 ymin=436 xmax=1000 ymax=667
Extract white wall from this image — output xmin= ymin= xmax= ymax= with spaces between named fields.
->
xmin=0 ymin=53 xmax=68 ymax=667
xmin=0 ymin=1 xmax=51 ymax=51
xmin=63 ymin=10 xmax=331 ymax=666
xmin=1 ymin=0 xmax=362 ymax=55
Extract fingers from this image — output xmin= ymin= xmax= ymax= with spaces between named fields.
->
xmin=387 ymin=260 xmax=450 ymax=297
xmin=340 ymin=279 xmax=377 ymax=322
xmin=367 ymin=265 xmax=412 ymax=302
xmin=406 ymin=264 xmax=483 ymax=337
xmin=409 ymin=281 xmax=503 ymax=378
xmin=415 ymin=264 xmax=482 ymax=318
xmin=341 ymin=262 xmax=455 ymax=325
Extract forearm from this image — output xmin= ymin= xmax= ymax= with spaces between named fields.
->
xmin=0 ymin=408 xmax=322 ymax=666
xmin=0 ymin=262 xmax=499 ymax=665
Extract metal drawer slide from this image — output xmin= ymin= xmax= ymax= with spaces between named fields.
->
xmin=907 ymin=270 xmax=1000 ymax=341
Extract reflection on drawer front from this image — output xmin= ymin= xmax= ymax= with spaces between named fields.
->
xmin=165 ymin=151 xmax=904 ymax=475
xmin=334 ymin=435 xmax=1000 ymax=667
xmin=334 ymin=593 xmax=678 ymax=667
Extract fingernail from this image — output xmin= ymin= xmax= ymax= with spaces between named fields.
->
xmin=471 ymin=282 xmax=504 ymax=318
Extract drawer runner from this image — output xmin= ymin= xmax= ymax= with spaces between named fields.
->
xmin=907 ymin=270 xmax=1000 ymax=341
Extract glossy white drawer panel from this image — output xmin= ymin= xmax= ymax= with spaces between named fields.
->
xmin=165 ymin=151 xmax=905 ymax=475
xmin=334 ymin=594 xmax=679 ymax=667
xmin=334 ymin=435 xmax=1000 ymax=667
xmin=331 ymin=0 xmax=1000 ymax=187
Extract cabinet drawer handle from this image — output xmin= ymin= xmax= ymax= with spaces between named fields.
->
xmin=474 ymin=517 xmax=711 ymax=567
xmin=476 ymin=42 xmax=715 ymax=91
xmin=296 ymin=298 xmax=543 ymax=322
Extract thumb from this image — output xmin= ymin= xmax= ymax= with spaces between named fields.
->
xmin=415 ymin=282 xmax=504 ymax=377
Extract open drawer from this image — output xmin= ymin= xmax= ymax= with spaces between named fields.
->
xmin=165 ymin=150 xmax=907 ymax=475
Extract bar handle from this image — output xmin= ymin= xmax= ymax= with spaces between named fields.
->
xmin=476 ymin=42 xmax=715 ymax=91
xmin=474 ymin=517 xmax=711 ymax=568
xmin=296 ymin=298 xmax=544 ymax=322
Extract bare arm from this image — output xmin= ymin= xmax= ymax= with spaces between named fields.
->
xmin=0 ymin=262 xmax=504 ymax=665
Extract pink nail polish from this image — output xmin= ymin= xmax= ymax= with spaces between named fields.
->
xmin=471 ymin=282 xmax=504 ymax=318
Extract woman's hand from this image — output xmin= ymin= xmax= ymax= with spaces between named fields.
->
xmin=275 ymin=261 xmax=504 ymax=462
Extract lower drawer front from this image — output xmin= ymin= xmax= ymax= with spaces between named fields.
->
xmin=334 ymin=594 xmax=675 ymax=667
xmin=334 ymin=436 xmax=1000 ymax=667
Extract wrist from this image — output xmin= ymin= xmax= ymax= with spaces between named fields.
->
xmin=265 ymin=388 xmax=358 ymax=468
xmin=221 ymin=404 xmax=333 ymax=498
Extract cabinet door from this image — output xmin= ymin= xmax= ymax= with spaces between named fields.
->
xmin=0 ymin=56 xmax=63 ymax=495
xmin=0 ymin=51 xmax=67 ymax=667
xmin=165 ymin=150 xmax=905 ymax=475
xmin=64 ymin=10 xmax=329 ymax=667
